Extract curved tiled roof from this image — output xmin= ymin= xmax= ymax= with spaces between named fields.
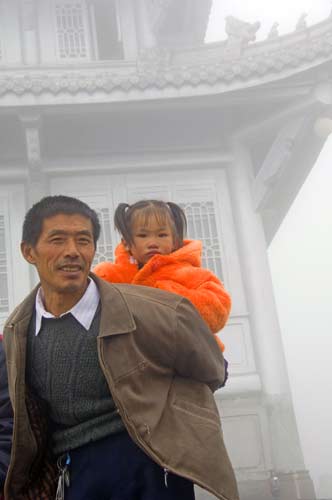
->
xmin=0 ymin=16 xmax=331 ymax=99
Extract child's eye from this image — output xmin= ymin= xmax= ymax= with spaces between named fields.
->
xmin=159 ymin=233 xmax=168 ymax=237
xmin=136 ymin=233 xmax=147 ymax=238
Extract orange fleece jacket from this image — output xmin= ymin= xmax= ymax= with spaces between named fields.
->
xmin=93 ymin=240 xmax=231 ymax=351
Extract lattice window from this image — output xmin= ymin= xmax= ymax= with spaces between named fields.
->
xmin=180 ymin=201 xmax=224 ymax=281
xmin=55 ymin=0 xmax=89 ymax=59
xmin=93 ymin=207 xmax=114 ymax=267
xmin=0 ymin=215 xmax=9 ymax=314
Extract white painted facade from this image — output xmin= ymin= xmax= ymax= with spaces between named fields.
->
xmin=1 ymin=1 xmax=332 ymax=498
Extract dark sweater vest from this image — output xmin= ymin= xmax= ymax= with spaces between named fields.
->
xmin=26 ymin=306 xmax=125 ymax=455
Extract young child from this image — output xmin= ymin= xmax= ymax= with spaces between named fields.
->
xmin=93 ymin=200 xmax=231 ymax=352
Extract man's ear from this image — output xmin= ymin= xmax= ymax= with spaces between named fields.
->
xmin=21 ymin=241 xmax=37 ymax=265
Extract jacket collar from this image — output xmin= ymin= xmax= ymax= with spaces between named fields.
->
xmin=115 ymin=238 xmax=203 ymax=269
xmin=5 ymin=274 xmax=136 ymax=338
xmin=94 ymin=274 xmax=136 ymax=337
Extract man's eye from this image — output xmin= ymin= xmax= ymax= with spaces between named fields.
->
xmin=50 ymin=238 xmax=64 ymax=244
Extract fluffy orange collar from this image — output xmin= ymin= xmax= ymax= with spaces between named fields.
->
xmin=115 ymin=239 xmax=202 ymax=270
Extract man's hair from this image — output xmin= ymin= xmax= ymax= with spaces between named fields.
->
xmin=22 ymin=195 xmax=101 ymax=247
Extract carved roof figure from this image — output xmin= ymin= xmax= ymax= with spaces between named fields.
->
xmin=225 ymin=15 xmax=261 ymax=43
xmin=224 ymin=15 xmax=261 ymax=59
xmin=268 ymin=22 xmax=279 ymax=39
xmin=296 ymin=12 xmax=308 ymax=30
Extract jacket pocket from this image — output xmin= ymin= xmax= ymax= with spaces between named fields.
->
xmin=113 ymin=360 xmax=148 ymax=384
xmin=172 ymin=398 xmax=221 ymax=429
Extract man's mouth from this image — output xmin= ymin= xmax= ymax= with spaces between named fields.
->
xmin=59 ymin=265 xmax=82 ymax=272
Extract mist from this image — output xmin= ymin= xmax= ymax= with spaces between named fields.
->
xmin=268 ymin=137 xmax=332 ymax=497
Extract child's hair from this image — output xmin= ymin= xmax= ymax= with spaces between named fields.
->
xmin=114 ymin=200 xmax=187 ymax=249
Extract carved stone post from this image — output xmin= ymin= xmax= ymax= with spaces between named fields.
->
xmin=20 ymin=113 xmax=47 ymax=205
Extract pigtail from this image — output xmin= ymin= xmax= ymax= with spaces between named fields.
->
xmin=114 ymin=203 xmax=132 ymax=244
xmin=167 ymin=202 xmax=187 ymax=247
xmin=114 ymin=199 xmax=187 ymax=249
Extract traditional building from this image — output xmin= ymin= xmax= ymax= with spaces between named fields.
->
xmin=1 ymin=1 xmax=332 ymax=499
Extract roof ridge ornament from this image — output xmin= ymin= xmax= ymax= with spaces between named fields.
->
xmin=296 ymin=12 xmax=308 ymax=31
xmin=224 ymin=16 xmax=260 ymax=59
xmin=267 ymin=22 xmax=279 ymax=40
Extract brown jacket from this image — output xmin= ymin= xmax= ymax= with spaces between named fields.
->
xmin=3 ymin=275 xmax=239 ymax=500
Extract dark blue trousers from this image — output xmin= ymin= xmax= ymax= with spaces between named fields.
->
xmin=64 ymin=431 xmax=195 ymax=500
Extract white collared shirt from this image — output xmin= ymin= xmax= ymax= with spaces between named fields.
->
xmin=34 ymin=278 xmax=100 ymax=336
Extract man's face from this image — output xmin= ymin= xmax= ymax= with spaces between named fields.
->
xmin=21 ymin=213 xmax=96 ymax=313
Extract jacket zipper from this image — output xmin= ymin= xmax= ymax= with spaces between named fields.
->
xmin=164 ymin=468 xmax=169 ymax=487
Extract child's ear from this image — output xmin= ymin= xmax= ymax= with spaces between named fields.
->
xmin=121 ymin=238 xmax=131 ymax=253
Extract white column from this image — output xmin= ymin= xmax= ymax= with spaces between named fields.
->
xmin=228 ymin=140 xmax=289 ymax=395
xmin=21 ymin=0 xmax=39 ymax=65
xmin=135 ymin=0 xmax=157 ymax=51
xmin=227 ymin=139 xmax=306 ymax=473
xmin=117 ymin=0 xmax=139 ymax=58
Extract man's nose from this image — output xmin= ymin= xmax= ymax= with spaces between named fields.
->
xmin=64 ymin=239 xmax=79 ymax=257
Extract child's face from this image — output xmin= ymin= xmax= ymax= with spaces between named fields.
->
xmin=126 ymin=215 xmax=176 ymax=266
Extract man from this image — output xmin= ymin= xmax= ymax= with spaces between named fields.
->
xmin=3 ymin=195 xmax=238 ymax=500
xmin=0 ymin=335 xmax=13 ymax=499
